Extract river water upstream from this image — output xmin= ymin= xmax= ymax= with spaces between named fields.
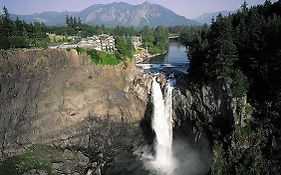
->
xmin=146 ymin=42 xmax=189 ymax=64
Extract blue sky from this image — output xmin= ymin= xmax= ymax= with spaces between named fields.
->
xmin=0 ymin=0 xmax=277 ymax=18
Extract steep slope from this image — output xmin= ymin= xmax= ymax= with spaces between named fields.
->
xmin=12 ymin=2 xmax=199 ymax=26
xmin=0 ymin=49 xmax=151 ymax=162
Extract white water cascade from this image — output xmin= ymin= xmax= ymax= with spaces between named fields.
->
xmin=151 ymin=77 xmax=175 ymax=175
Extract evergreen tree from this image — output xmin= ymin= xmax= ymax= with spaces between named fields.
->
xmin=69 ymin=16 xmax=74 ymax=28
xmin=0 ymin=6 xmax=13 ymax=49
xmin=154 ymin=26 xmax=169 ymax=52
xmin=65 ymin=14 xmax=70 ymax=26
xmin=142 ymin=26 xmax=153 ymax=51
xmin=207 ymin=15 xmax=238 ymax=79
xmin=78 ymin=17 xmax=82 ymax=27
xmin=73 ymin=17 xmax=77 ymax=28
xmin=241 ymin=0 xmax=248 ymax=12
xmin=188 ymin=1 xmax=281 ymax=172
xmin=0 ymin=6 xmax=49 ymax=49
xmin=115 ymin=36 xmax=134 ymax=58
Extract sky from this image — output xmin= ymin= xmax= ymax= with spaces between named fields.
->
xmin=0 ymin=0 xmax=277 ymax=18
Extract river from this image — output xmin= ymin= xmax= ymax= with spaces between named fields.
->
xmin=146 ymin=42 xmax=189 ymax=64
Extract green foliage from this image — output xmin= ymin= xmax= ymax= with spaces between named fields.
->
xmin=0 ymin=144 xmax=63 ymax=175
xmin=86 ymin=49 xmax=119 ymax=65
xmin=75 ymin=46 xmax=84 ymax=54
xmin=235 ymin=164 xmax=251 ymax=175
xmin=141 ymin=26 xmax=153 ymax=49
xmin=77 ymin=47 xmax=121 ymax=65
xmin=9 ymin=35 xmax=30 ymax=48
xmin=154 ymin=26 xmax=169 ymax=52
xmin=212 ymin=141 xmax=227 ymax=175
xmin=187 ymin=1 xmax=281 ymax=174
xmin=245 ymin=103 xmax=253 ymax=115
xmin=113 ymin=25 xmax=137 ymax=36
xmin=239 ymin=125 xmax=252 ymax=138
xmin=49 ymin=22 xmax=139 ymax=39
xmin=231 ymin=69 xmax=248 ymax=97
xmin=0 ymin=7 xmax=48 ymax=49
xmin=115 ymin=52 xmax=123 ymax=60
xmin=207 ymin=15 xmax=238 ymax=79
xmin=100 ymin=54 xmax=119 ymax=65
xmin=168 ymin=25 xmax=209 ymax=46
xmin=0 ymin=6 xmax=13 ymax=49
xmin=188 ymin=1 xmax=281 ymax=96
xmin=65 ymin=15 xmax=82 ymax=32
xmin=141 ymin=26 xmax=169 ymax=54
xmin=115 ymin=36 xmax=134 ymax=58
xmin=47 ymin=26 xmax=77 ymax=36
xmin=51 ymin=36 xmax=72 ymax=43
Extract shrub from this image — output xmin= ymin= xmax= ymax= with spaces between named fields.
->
xmin=231 ymin=69 xmax=249 ymax=98
xmin=245 ymin=103 xmax=253 ymax=115
xmin=75 ymin=46 xmax=85 ymax=54
xmin=86 ymin=49 xmax=119 ymax=65
xmin=212 ymin=141 xmax=227 ymax=175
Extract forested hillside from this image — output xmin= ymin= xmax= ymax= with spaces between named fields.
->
xmin=187 ymin=1 xmax=281 ymax=174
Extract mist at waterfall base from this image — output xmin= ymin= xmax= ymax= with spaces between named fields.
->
xmin=105 ymin=77 xmax=211 ymax=175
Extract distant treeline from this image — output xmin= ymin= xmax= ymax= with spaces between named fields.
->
xmin=0 ymin=7 xmax=173 ymax=56
xmin=184 ymin=1 xmax=281 ymax=174
xmin=0 ymin=7 xmax=49 ymax=49
xmin=0 ymin=6 xmax=207 ymax=58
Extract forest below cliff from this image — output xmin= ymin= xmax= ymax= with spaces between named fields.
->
xmin=186 ymin=1 xmax=281 ymax=174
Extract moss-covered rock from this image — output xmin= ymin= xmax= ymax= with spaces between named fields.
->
xmin=0 ymin=144 xmax=63 ymax=175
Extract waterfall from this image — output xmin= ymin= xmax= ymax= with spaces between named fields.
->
xmin=151 ymin=77 xmax=175 ymax=175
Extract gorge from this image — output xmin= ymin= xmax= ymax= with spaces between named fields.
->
xmin=0 ymin=43 xmax=245 ymax=175
xmin=0 ymin=1 xmax=280 ymax=175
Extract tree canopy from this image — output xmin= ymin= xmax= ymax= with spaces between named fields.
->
xmin=186 ymin=1 xmax=281 ymax=174
xmin=0 ymin=6 xmax=48 ymax=49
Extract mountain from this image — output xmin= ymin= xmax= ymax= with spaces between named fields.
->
xmin=12 ymin=11 xmax=72 ymax=25
xmin=194 ymin=11 xmax=233 ymax=24
xmin=12 ymin=2 xmax=200 ymax=27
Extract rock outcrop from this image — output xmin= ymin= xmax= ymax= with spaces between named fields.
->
xmin=0 ymin=49 xmax=153 ymax=174
xmin=172 ymin=74 xmax=255 ymax=175
xmin=173 ymin=76 xmax=234 ymax=138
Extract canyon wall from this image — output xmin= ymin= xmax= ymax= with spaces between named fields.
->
xmin=0 ymin=49 xmax=251 ymax=175
xmin=0 ymin=49 xmax=153 ymax=174
xmin=172 ymin=74 xmax=252 ymax=175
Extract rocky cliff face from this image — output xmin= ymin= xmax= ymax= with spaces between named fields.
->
xmin=0 ymin=49 xmax=154 ymax=174
xmin=172 ymin=74 xmax=253 ymax=175
xmin=173 ymin=76 xmax=234 ymax=138
xmin=0 ymin=49 xmax=253 ymax=175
